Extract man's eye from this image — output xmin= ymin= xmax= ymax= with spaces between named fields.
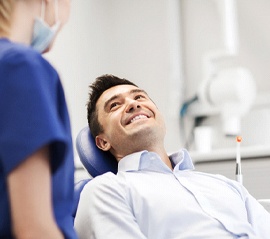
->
xmin=110 ymin=102 xmax=119 ymax=109
xmin=135 ymin=95 xmax=145 ymax=100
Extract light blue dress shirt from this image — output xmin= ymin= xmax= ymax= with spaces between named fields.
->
xmin=75 ymin=149 xmax=270 ymax=239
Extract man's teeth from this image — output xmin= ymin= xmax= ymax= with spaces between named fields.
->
xmin=130 ymin=115 xmax=147 ymax=123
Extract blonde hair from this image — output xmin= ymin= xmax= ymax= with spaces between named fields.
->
xmin=0 ymin=0 xmax=14 ymax=35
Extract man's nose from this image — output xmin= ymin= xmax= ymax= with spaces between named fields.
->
xmin=126 ymin=99 xmax=141 ymax=113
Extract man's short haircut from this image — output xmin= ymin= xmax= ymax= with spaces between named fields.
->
xmin=87 ymin=74 xmax=137 ymax=138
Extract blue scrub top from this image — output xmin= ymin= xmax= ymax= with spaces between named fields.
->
xmin=0 ymin=38 xmax=78 ymax=238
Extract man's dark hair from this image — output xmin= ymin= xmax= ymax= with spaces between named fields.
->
xmin=87 ymin=74 xmax=138 ymax=138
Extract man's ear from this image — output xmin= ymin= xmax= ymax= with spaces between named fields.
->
xmin=95 ymin=135 xmax=111 ymax=151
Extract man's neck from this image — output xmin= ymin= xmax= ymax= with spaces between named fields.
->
xmin=115 ymin=146 xmax=173 ymax=170
xmin=154 ymin=149 xmax=173 ymax=170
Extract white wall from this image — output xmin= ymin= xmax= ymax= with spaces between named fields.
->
xmin=46 ymin=0 xmax=184 ymax=161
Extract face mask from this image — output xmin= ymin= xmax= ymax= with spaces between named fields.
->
xmin=31 ymin=0 xmax=60 ymax=53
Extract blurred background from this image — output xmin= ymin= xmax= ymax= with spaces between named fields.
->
xmin=45 ymin=0 xmax=270 ymax=198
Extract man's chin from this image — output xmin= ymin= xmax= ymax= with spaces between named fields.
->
xmin=128 ymin=127 xmax=158 ymax=140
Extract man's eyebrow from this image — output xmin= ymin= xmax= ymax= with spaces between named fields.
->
xmin=130 ymin=88 xmax=148 ymax=95
xmin=103 ymin=88 xmax=148 ymax=110
xmin=104 ymin=94 xmax=119 ymax=110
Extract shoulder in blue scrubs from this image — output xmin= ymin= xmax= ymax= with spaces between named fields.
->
xmin=0 ymin=38 xmax=77 ymax=238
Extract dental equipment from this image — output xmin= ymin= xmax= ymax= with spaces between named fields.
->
xmin=196 ymin=0 xmax=256 ymax=136
xmin=236 ymin=136 xmax=243 ymax=184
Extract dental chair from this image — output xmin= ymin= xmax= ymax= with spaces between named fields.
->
xmin=72 ymin=126 xmax=117 ymax=222
xmin=75 ymin=126 xmax=117 ymax=177
xmin=73 ymin=126 xmax=270 ymax=222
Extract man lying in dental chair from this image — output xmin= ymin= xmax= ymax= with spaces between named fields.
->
xmin=74 ymin=74 xmax=270 ymax=239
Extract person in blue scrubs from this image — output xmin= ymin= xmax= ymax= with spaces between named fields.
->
xmin=0 ymin=0 xmax=77 ymax=238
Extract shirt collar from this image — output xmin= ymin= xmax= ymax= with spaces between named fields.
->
xmin=118 ymin=149 xmax=194 ymax=173
xmin=170 ymin=149 xmax=195 ymax=171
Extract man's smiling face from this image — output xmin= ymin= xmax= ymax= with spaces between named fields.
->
xmin=95 ymin=84 xmax=166 ymax=159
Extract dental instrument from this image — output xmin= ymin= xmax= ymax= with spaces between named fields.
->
xmin=236 ymin=136 xmax=243 ymax=184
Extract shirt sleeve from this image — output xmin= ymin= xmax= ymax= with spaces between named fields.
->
xmin=74 ymin=173 xmax=147 ymax=239
xmin=243 ymin=187 xmax=270 ymax=238
xmin=0 ymin=49 xmax=68 ymax=175
xmin=223 ymin=176 xmax=270 ymax=238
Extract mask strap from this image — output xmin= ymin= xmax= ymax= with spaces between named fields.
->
xmin=40 ymin=0 xmax=59 ymax=23
xmin=41 ymin=0 xmax=45 ymax=20
xmin=54 ymin=0 xmax=59 ymax=23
